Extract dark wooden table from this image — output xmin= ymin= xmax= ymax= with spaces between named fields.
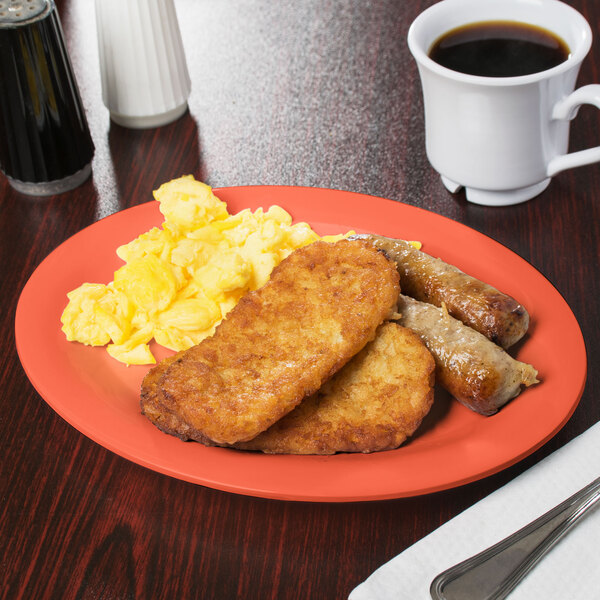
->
xmin=2 ymin=1 xmax=599 ymax=598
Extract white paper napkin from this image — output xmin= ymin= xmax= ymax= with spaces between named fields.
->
xmin=349 ymin=421 xmax=600 ymax=600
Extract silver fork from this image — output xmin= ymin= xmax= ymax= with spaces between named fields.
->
xmin=430 ymin=476 xmax=600 ymax=600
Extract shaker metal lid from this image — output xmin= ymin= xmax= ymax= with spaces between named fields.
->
xmin=0 ymin=0 xmax=52 ymax=27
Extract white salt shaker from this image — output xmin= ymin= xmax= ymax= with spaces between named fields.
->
xmin=95 ymin=0 xmax=191 ymax=128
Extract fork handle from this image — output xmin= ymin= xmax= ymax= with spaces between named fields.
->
xmin=430 ymin=477 xmax=600 ymax=600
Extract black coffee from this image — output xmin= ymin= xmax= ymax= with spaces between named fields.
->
xmin=428 ymin=21 xmax=570 ymax=77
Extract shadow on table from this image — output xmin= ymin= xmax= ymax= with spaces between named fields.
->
xmin=107 ymin=110 xmax=206 ymax=210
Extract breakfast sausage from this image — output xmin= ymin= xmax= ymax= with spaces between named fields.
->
xmin=395 ymin=295 xmax=538 ymax=415
xmin=351 ymin=234 xmax=529 ymax=349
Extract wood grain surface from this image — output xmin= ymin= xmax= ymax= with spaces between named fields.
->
xmin=2 ymin=1 xmax=599 ymax=598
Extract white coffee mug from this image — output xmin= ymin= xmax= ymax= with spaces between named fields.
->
xmin=408 ymin=0 xmax=600 ymax=206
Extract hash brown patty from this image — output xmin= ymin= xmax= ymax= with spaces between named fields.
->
xmin=234 ymin=322 xmax=435 ymax=454
xmin=152 ymin=240 xmax=400 ymax=445
xmin=140 ymin=352 xmax=221 ymax=446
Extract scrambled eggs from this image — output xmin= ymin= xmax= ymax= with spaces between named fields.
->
xmin=61 ymin=176 xmax=349 ymax=365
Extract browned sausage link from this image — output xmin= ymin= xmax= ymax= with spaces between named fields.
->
xmin=396 ymin=295 xmax=538 ymax=415
xmin=351 ymin=234 xmax=529 ymax=349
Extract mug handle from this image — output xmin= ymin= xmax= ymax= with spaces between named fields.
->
xmin=547 ymin=84 xmax=600 ymax=177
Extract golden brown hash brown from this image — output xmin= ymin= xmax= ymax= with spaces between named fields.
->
xmin=151 ymin=240 xmax=401 ymax=445
xmin=141 ymin=323 xmax=435 ymax=454
xmin=234 ymin=323 xmax=435 ymax=454
xmin=140 ymin=352 xmax=221 ymax=446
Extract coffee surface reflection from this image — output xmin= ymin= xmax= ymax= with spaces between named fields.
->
xmin=429 ymin=21 xmax=570 ymax=77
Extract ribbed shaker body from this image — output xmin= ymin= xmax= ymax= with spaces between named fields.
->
xmin=95 ymin=0 xmax=191 ymax=128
